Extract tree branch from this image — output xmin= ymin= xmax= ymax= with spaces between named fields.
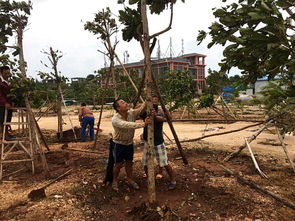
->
xmin=149 ymin=37 xmax=157 ymax=54
xmin=149 ymin=3 xmax=174 ymax=39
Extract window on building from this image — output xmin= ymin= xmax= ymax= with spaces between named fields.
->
xmin=198 ymin=57 xmax=203 ymax=65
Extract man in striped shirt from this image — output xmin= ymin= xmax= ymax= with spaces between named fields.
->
xmin=111 ymin=99 xmax=151 ymax=191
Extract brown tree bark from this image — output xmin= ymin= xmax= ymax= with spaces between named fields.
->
xmin=141 ymin=0 xmax=156 ymax=203
xmin=17 ymin=26 xmax=49 ymax=175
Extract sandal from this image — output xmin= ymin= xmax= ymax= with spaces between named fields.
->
xmin=168 ymin=183 xmax=176 ymax=190
xmin=128 ymin=181 xmax=140 ymax=190
xmin=112 ymin=183 xmax=119 ymax=192
xmin=156 ymin=174 xmax=163 ymax=179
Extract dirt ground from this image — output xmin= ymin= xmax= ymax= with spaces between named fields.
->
xmin=1 ymin=106 xmax=295 ymax=221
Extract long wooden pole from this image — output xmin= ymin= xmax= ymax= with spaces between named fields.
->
xmin=245 ymin=138 xmax=268 ymax=178
xmin=93 ymin=68 xmax=112 ymax=148
xmin=17 ymin=26 xmax=49 ymax=175
xmin=114 ymin=52 xmax=144 ymax=103
xmin=151 ymin=73 xmax=188 ymax=165
xmin=276 ymin=127 xmax=295 ymax=174
xmin=181 ymin=122 xmax=263 ymax=144
xmin=224 ymin=120 xmax=273 ymax=161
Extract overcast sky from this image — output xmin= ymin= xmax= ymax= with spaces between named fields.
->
xmin=12 ymin=0 xmax=240 ymax=79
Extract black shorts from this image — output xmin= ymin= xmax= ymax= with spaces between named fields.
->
xmin=112 ymin=141 xmax=134 ymax=164
xmin=0 ymin=107 xmax=12 ymax=125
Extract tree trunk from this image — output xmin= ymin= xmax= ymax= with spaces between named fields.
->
xmin=50 ymin=47 xmax=63 ymax=141
xmin=110 ymin=57 xmax=118 ymax=99
xmin=17 ymin=27 xmax=49 ymax=175
xmin=56 ymin=85 xmax=63 ymax=140
xmin=93 ymin=70 xmax=112 ymax=148
xmin=141 ymin=0 xmax=156 ymax=203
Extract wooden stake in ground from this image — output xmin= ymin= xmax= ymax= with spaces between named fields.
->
xmin=151 ymin=73 xmax=188 ymax=165
xmin=17 ymin=25 xmax=50 ymax=176
xmin=219 ymin=164 xmax=295 ymax=210
xmin=224 ymin=120 xmax=273 ymax=161
xmin=114 ymin=53 xmax=144 ymax=103
xmin=276 ymin=127 xmax=295 ymax=174
xmin=244 ymin=138 xmax=268 ymax=178
xmin=93 ymin=69 xmax=112 ymax=149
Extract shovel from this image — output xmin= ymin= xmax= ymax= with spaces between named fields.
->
xmin=28 ymin=169 xmax=73 ymax=201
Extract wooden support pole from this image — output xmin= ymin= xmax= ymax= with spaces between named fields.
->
xmin=224 ymin=120 xmax=273 ymax=161
xmin=114 ymin=52 xmax=144 ymax=103
xmin=245 ymin=138 xmax=268 ymax=178
xmin=181 ymin=122 xmax=263 ymax=144
xmin=220 ymin=164 xmax=295 ymax=210
xmin=33 ymin=117 xmax=50 ymax=151
xmin=93 ymin=67 xmax=112 ymax=149
xmin=276 ymin=127 xmax=295 ymax=174
xmin=151 ymin=73 xmax=188 ymax=165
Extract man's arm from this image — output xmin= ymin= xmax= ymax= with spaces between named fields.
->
xmin=112 ymin=116 xmax=146 ymax=129
xmin=78 ymin=107 xmax=83 ymax=122
xmin=131 ymin=102 xmax=147 ymax=118
xmin=154 ymin=109 xmax=165 ymax=122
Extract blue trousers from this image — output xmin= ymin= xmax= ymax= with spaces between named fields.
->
xmin=81 ymin=116 xmax=95 ymax=141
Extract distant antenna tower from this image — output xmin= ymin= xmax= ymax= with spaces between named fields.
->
xmin=169 ymin=37 xmax=173 ymax=58
xmin=104 ymin=54 xmax=107 ymax=67
xmin=157 ymin=39 xmax=161 ymax=59
xmin=181 ymin=38 xmax=184 ymax=56
xmin=164 ymin=37 xmax=175 ymax=58
xmin=124 ymin=51 xmax=129 ymax=64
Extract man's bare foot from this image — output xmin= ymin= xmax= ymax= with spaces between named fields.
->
xmin=156 ymin=174 xmax=163 ymax=179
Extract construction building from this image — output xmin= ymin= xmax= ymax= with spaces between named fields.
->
xmin=117 ymin=53 xmax=207 ymax=91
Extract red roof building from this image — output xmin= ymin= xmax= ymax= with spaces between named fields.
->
xmin=123 ymin=53 xmax=206 ymax=90
xmin=103 ymin=53 xmax=206 ymax=91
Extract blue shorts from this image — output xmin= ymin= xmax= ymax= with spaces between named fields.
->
xmin=112 ymin=142 xmax=134 ymax=164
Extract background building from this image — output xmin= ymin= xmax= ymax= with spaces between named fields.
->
xmin=117 ymin=53 xmax=206 ymax=91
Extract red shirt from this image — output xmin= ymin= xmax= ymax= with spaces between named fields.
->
xmin=0 ymin=76 xmax=12 ymax=107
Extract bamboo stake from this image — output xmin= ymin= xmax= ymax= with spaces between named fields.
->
xmin=244 ymin=138 xmax=268 ymax=178
xmin=60 ymin=92 xmax=77 ymax=141
xmin=181 ymin=122 xmax=263 ymax=144
xmin=93 ymin=68 xmax=112 ymax=149
xmin=276 ymin=127 xmax=295 ymax=174
xmin=224 ymin=120 xmax=273 ymax=161
xmin=33 ymin=117 xmax=50 ymax=151
xmin=151 ymin=73 xmax=188 ymax=164
xmin=114 ymin=52 xmax=144 ymax=103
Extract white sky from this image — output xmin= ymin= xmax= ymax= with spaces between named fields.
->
xmin=12 ymin=0 xmax=240 ymax=78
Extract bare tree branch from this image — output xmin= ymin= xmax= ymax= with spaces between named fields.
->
xmin=150 ymin=3 xmax=174 ymax=39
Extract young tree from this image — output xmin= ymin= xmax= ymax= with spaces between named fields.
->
xmin=197 ymin=0 xmax=295 ymax=131
xmin=160 ymin=70 xmax=195 ymax=111
xmin=118 ymin=0 xmax=185 ymax=203
xmin=197 ymin=0 xmax=294 ymax=84
xmin=39 ymin=47 xmax=67 ymax=141
xmin=206 ymin=69 xmax=229 ymax=95
xmin=0 ymin=0 xmax=49 ymax=173
xmin=85 ymin=7 xmax=119 ymax=99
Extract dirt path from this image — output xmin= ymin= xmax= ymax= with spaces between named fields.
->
xmin=36 ymin=110 xmax=295 ymax=160
xmin=1 ymin=140 xmax=295 ymax=221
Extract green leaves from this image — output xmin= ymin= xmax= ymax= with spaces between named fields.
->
xmin=118 ymin=0 xmax=185 ymax=42
xmin=85 ymin=7 xmax=118 ymax=41
xmin=119 ymin=7 xmax=142 ymax=42
xmin=0 ymin=0 xmax=31 ymax=56
xmin=198 ymin=0 xmax=293 ymax=85
xmin=160 ymin=70 xmax=195 ymax=111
